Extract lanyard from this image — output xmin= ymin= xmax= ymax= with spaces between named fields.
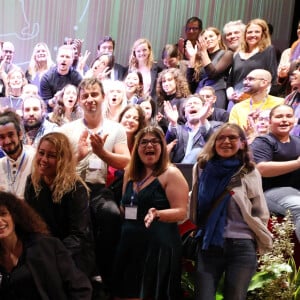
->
xmin=249 ymin=97 xmax=267 ymax=113
xmin=130 ymin=172 xmax=153 ymax=206
xmin=7 ymin=152 xmax=26 ymax=188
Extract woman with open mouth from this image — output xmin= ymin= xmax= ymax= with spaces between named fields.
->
xmin=112 ymin=126 xmax=189 ymax=300
xmin=48 ymin=84 xmax=83 ymax=126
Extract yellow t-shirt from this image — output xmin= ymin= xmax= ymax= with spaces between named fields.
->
xmin=229 ymin=95 xmax=284 ymax=128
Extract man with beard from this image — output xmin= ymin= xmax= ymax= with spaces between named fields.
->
xmin=165 ymin=94 xmax=222 ymax=163
xmin=22 ymin=95 xmax=57 ymax=147
xmin=229 ymin=69 xmax=283 ymax=129
xmin=40 ymin=44 xmax=82 ymax=112
xmin=0 ymin=109 xmax=35 ymax=198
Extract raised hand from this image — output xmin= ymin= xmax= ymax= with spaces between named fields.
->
xmin=185 ymin=40 xmax=197 ymax=60
xmin=90 ymin=133 xmax=108 ymax=158
xmin=77 ymin=129 xmax=90 ymax=161
xmin=163 ymin=101 xmax=178 ymax=125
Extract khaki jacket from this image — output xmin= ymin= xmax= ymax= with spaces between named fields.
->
xmin=190 ymin=163 xmax=273 ymax=254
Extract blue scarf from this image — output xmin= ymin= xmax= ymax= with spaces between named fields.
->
xmin=197 ymin=157 xmax=241 ymax=249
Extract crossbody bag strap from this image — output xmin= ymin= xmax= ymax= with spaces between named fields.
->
xmin=198 ymin=188 xmax=230 ymax=227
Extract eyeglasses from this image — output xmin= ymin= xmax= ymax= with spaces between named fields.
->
xmin=186 ymin=27 xmax=200 ymax=32
xmin=216 ymin=135 xmax=240 ymax=142
xmin=243 ymin=76 xmax=266 ymax=82
xmin=80 ymin=92 xmax=100 ymax=100
xmin=139 ymin=138 xmax=161 ymax=147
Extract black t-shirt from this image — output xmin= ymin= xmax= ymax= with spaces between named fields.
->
xmin=251 ymin=133 xmax=300 ymax=191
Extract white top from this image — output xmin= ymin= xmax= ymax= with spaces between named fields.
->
xmin=0 ymin=145 xmax=36 ymax=199
xmin=58 ymin=118 xmax=127 ymax=184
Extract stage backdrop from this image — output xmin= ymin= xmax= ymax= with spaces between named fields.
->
xmin=0 ymin=0 xmax=296 ymax=68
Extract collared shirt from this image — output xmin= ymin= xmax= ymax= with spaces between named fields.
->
xmin=181 ymin=120 xmax=210 ymax=163
xmin=0 ymin=145 xmax=36 ymax=199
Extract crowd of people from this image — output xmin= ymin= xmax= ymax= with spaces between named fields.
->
xmin=0 ymin=14 xmax=300 ymax=300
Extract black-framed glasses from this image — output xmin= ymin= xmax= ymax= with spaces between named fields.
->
xmin=139 ymin=138 xmax=161 ymax=147
xmin=81 ymin=92 xmax=100 ymax=100
xmin=216 ymin=135 xmax=240 ymax=143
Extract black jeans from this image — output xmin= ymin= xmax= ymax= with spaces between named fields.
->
xmin=88 ymin=183 xmax=122 ymax=291
xmin=195 ymin=238 xmax=257 ymax=300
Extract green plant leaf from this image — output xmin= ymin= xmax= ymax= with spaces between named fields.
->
xmin=248 ymin=271 xmax=275 ymax=291
xmin=294 ymin=285 xmax=300 ymax=300
xmin=288 ymin=257 xmax=297 ymax=283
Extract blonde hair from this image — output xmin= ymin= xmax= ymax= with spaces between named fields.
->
xmin=6 ymin=67 xmax=27 ymax=96
xmin=31 ymin=132 xmax=89 ymax=203
xmin=128 ymin=38 xmax=154 ymax=69
xmin=240 ymin=18 xmax=271 ymax=53
xmin=103 ymin=80 xmax=127 ymax=120
xmin=27 ymin=42 xmax=54 ymax=79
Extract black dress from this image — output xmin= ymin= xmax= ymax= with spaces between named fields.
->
xmin=112 ymin=179 xmax=182 ymax=300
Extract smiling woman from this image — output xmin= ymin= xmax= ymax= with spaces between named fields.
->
xmin=112 ymin=126 xmax=189 ymax=300
xmin=227 ymin=19 xmax=278 ymax=110
xmin=189 ymin=123 xmax=272 ymax=299
xmin=24 ymin=132 xmax=97 ymax=279
xmin=0 ymin=191 xmax=92 ymax=299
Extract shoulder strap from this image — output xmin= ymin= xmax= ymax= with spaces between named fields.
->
xmin=199 ymin=189 xmax=229 ymax=227
xmin=199 ymin=167 xmax=246 ymax=227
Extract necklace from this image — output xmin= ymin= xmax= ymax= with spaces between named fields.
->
xmin=249 ymin=96 xmax=267 ymax=113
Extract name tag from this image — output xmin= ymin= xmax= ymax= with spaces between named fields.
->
xmin=125 ymin=205 xmax=138 ymax=220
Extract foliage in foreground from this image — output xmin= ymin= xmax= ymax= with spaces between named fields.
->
xmin=181 ymin=213 xmax=300 ymax=299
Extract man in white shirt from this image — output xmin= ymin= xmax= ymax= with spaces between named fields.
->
xmin=0 ymin=109 xmax=35 ymax=199
xmin=58 ymin=77 xmax=130 ymax=290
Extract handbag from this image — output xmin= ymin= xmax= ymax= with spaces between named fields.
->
xmin=182 ymin=188 xmax=230 ymax=261
xmin=182 ymin=228 xmax=202 ymax=261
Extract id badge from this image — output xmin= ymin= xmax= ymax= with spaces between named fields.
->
xmin=125 ymin=205 xmax=138 ymax=220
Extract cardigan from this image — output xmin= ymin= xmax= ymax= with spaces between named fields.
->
xmin=190 ymin=163 xmax=273 ymax=254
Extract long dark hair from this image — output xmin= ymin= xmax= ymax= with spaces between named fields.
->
xmin=128 ymin=126 xmax=169 ymax=180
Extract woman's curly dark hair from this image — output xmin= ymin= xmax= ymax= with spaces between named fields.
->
xmin=0 ymin=191 xmax=49 ymax=243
